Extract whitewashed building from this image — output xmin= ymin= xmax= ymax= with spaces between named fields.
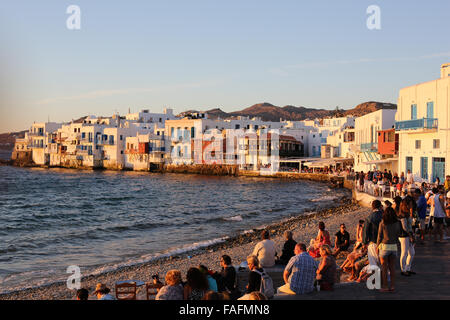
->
xmin=30 ymin=122 xmax=62 ymax=165
xmin=353 ymin=108 xmax=397 ymax=172
xmin=395 ymin=63 xmax=450 ymax=183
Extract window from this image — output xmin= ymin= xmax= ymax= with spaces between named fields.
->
xmin=427 ymin=102 xmax=434 ymax=118
xmin=120 ymin=135 xmax=123 ymax=141
xmin=433 ymin=139 xmax=440 ymax=149
xmin=415 ymin=140 xmax=421 ymax=149
xmin=421 ymin=157 xmax=428 ymax=180
xmin=411 ymin=104 xmax=417 ymax=120
xmin=406 ymin=157 xmax=413 ymax=173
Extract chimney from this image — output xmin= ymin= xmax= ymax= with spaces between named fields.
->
xmin=441 ymin=63 xmax=450 ymax=79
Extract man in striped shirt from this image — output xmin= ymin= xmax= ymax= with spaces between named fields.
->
xmin=277 ymin=243 xmax=318 ymax=295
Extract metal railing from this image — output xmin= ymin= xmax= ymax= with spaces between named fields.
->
xmin=360 ymin=142 xmax=378 ymax=152
xmin=395 ymin=118 xmax=438 ymax=131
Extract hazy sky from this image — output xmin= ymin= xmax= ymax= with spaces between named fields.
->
xmin=1 ymin=0 xmax=450 ymax=132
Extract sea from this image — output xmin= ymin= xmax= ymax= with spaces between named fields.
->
xmin=0 ymin=163 xmax=348 ymax=294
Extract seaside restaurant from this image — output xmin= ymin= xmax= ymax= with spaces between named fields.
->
xmin=279 ymin=157 xmax=353 ymax=173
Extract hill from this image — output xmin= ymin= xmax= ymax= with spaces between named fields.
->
xmin=184 ymin=101 xmax=396 ymax=121
xmin=0 ymin=131 xmax=27 ymax=150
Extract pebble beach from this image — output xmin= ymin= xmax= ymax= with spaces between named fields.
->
xmin=0 ymin=195 xmax=371 ymax=300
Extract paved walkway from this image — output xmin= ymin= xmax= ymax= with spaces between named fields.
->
xmin=276 ymin=239 xmax=450 ymax=300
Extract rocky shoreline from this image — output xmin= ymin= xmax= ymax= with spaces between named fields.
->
xmin=0 ymin=194 xmax=371 ymax=300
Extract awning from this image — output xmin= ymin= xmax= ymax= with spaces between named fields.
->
xmin=363 ymin=158 xmax=398 ymax=165
xmin=279 ymin=157 xmax=321 ymax=164
xmin=303 ymin=158 xmax=353 ymax=168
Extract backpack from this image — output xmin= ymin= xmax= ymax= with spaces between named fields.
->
xmin=253 ymin=269 xmax=274 ymax=299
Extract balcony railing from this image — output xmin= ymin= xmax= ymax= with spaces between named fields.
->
xmin=97 ymin=141 xmax=115 ymax=146
xmin=77 ymin=150 xmax=93 ymax=155
xmin=29 ymin=132 xmax=45 ymax=137
xmin=395 ymin=118 xmax=438 ymax=131
xmin=360 ymin=143 xmax=378 ymax=152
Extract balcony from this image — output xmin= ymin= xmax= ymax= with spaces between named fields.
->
xmin=77 ymin=150 xmax=93 ymax=156
xmin=395 ymin=118 xmax=438 ymax=132
xmin=29 ymin=132 xmax=45 ymax=137
xmin=97 ymin=141 xmax=115 ymax=146
xmin=360 ymin=143 xmax=378 ymax=152
xmin=378 ymin=129 xmax=398 ymax=155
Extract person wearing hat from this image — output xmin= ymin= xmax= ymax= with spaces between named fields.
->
xmin=93 ymin=283 xmax=115 ymax=300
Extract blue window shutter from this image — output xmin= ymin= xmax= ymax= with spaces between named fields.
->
xmin=411 ymin=104 xmax=417 ymax=120
xmin=427 ymin=102 xmax=434 ymax=118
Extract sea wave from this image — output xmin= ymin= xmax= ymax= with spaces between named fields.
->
xmin=223 ymin=215 xmax=243 ymax=222
xmin=0 ymin=236 xmax=230 ymax=295
xmin=89 ymin=236 xmax=230 ymax=276
xmin=311 ymin=195 xmax=338 ymax=202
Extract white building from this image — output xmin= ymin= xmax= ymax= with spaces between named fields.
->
xmin=125 ymin=108 xmax=176 ymax=124
xmin=395 ymin=63 xmax=450 ymax=183
xmin=325 ymin=126 xmax=355 ymax=159
xmin=124 ymin=132 xmax=166 ymax=171
xmin=353 ymin=108 xmax=397 ymax=172
xmin=30 ymin=122 xmax=62 ymax=165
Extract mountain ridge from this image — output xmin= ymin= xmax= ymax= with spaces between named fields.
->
xmin=190 ymin=101 xmax=397 ymax=121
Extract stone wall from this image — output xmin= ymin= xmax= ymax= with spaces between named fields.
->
xmin=163 ymin=164 xmax=239 ymax=176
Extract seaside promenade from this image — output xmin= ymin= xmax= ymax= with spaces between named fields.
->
xmin=276 ymin=240 xmax=450 ymax=300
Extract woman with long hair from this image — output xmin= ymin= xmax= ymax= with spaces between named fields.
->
xmin=398 ymin=196 xmax=416 ymax=276
xmin=308 ymin=222 xmax=331 ymax=258
xmin=183 ymin=267 xmax=209 ymax=300
xmin=376 ymin=207 xmax=401 ymax=292
xmin=393 ymin=196 xmax=402 ymax=215
xmin=316 ymin=245 xmax=337 ymax=291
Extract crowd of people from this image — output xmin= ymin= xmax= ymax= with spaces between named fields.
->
xmin=354 ymin=169 xmax=450 ymax=199
xmin=73 ymin=176 xmax=449 ymax=300
xmin=75 ymin=253 xmax=267 ymax=301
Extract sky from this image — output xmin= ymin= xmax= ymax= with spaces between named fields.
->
xmin=1 ymin=0 xmax=450 ymax=132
